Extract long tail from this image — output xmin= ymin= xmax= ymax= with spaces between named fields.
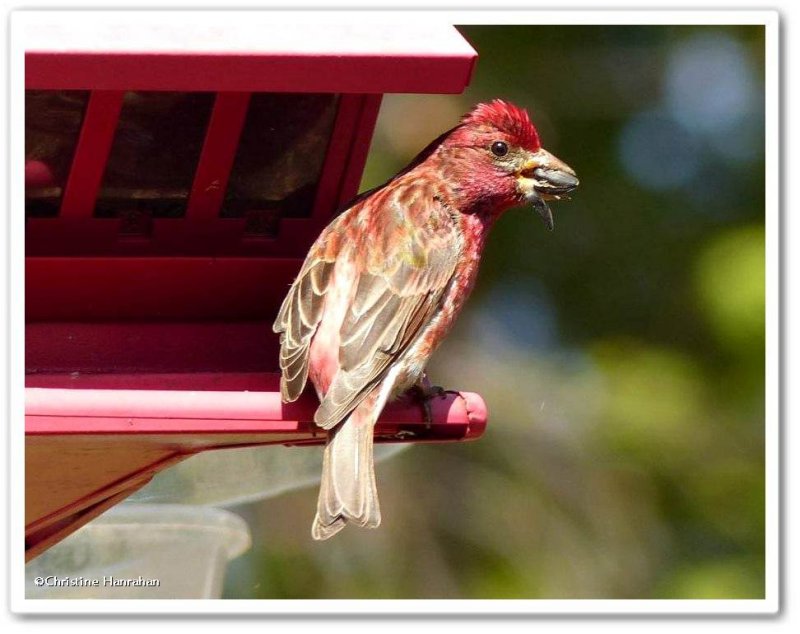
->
xmin=312 ymin=396 xmax=381 ymax=540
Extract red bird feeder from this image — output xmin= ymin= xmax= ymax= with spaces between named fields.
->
xmin=24 ymin=19 xmax=486 ymax=561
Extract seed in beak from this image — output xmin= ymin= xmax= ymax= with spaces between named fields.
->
xmin=533 ymin=167 xmax=580 ymax=194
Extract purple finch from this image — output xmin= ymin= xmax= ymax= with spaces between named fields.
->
xmin=274 ymin=100 xmax=578 ymax=539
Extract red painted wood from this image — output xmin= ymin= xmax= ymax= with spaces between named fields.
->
xmin=26 ymin=219 xmax=321 ymax=257
xmin=25 ymin=321 xmax=488 ymax=441
xmin=25 ymin=258 xmax=302 ymax=321
xmin=26 ymin=322 xmax=277 ymax=374
xmin=338 ymin=94 xmax=384 ymax=201
xmin=58 ymin=91 xmax=124 ymax=220
xmin=25 ymin=386 xmax=487 ymax=444
xmin=26 ymin=53 xmax=476 ymax=94
xmin=185 ymin=92 xmax=251 ymax=222
xmin=25 ymin=22 xmax=477 ymax=93
xmin=308 ymin=94 xmax=369 ymax=224
xmin=25 ymin=371 xmax=278 ymax=391
xmin=25 ymin=320 xmax=488 ymax=441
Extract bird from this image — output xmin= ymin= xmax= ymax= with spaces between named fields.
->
xmin=273 ymin=99 xmax=578 ymax=540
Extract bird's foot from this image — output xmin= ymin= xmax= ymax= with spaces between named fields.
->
xmin=408 ymin=380 xmax=460 ymax=429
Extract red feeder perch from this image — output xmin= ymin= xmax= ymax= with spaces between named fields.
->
xmin=24 ymin=18 xmax=485 ymax=561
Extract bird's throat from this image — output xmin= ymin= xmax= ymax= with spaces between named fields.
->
xmin=455 ymin=209 xmax=495 ymax=259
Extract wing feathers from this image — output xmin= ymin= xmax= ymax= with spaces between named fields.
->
xmin=275 ymin=191 xmax=460 ymax=426
xmin=273 ymin=259 xmax=334 ymax=402
xmin=314 ymin=198 xmax=459 ymax=427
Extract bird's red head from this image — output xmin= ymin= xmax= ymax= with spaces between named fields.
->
xmin=459 ymin=99 xmax=541 ymax=152
xmin=437 ymin=99 xmax=578 ymax=230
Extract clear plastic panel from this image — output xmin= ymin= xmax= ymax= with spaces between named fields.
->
xmin=25 ymin=90 xmax=89 ymax=217
xmin=129 ymin=442 xmax=408 ymax=507
xmin=221 ymin=92 xmax=339 ymax=236
xmin=94 ymin=91 xmax=215 ymax=229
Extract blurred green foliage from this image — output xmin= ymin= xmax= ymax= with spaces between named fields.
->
xmin=224 ymin=24 xmax=766 ymax=599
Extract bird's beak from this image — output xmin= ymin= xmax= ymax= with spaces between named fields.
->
xmin=518 ymin=149 xmax=579 ymax=231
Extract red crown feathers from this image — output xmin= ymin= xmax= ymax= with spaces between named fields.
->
xmin=461 ymin=99 xmax=541 ymax=151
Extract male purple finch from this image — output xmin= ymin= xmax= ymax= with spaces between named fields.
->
xmin=274 ymin=100 xmax=578 ymax=539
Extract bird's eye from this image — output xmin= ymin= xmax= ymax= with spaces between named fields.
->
xmin=491 ymin=141 xmax=509 ymax=157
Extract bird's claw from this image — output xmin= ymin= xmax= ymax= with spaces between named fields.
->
xmin=408 ymin=382 xmax=459 ymax=429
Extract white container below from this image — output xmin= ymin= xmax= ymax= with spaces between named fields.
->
xmin=25 ymin=504 xmax=251 ymax=599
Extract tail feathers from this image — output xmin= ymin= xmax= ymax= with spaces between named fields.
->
xmin=312 ymin=405 xmax=381 ymax=540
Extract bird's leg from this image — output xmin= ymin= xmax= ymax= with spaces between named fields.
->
xmin=409 ymin=374 xmax=459 ymax=429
